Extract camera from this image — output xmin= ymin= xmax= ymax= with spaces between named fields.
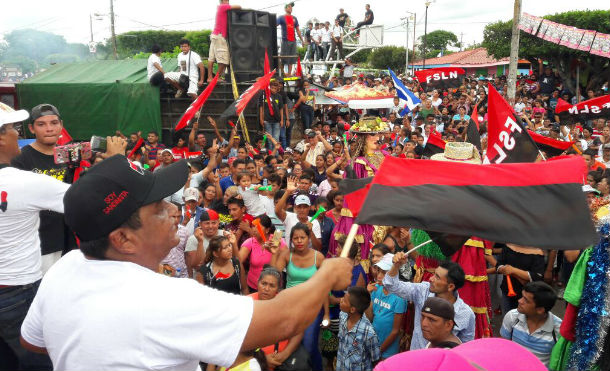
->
xmin=54 ymin=142 xmax=92 ymax=165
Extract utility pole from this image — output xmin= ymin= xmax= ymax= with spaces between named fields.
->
xmin=405 ymin=18 xmax=410 ymax=74
xmin=507 ymin=0 xmax=522 ymax=101
xmin=110 ymin=0 xmax=118 ymax=60
xmin=423 ymin=1 xmax=431 ymax=69
xmin=90 ymin=14 xmax=94 ymax=43
xmin=412 ymin=13 xmax=416 ymax=74
xmin=460 ymin=32 xmax=464 ymax=51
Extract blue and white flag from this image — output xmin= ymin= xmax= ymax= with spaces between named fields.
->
xmin=388 ymin=68 xmax=421 ymax=115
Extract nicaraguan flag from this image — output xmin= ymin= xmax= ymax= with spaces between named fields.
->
xmin=388 ymin=68 xmax=421 ymax=115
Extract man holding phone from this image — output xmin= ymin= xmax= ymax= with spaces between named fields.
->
xmin=11 ymin=104 xmax=76 ymax=273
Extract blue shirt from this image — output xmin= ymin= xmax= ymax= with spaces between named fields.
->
xmin=371 ymin=286 xmax=406 ymax=358
xmin=382 ymin=273 xmax=475 ymax=350
xmin=337 ymin=312 xmax=380 ymax=371
xmin=500 ymin=309 xmax=561 ymax=367
xmin=219 ymin=176 xmax=235 ymax=194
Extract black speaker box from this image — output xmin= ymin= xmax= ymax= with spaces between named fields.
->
xmin=227 ymin=9 xmax=278 ymax=82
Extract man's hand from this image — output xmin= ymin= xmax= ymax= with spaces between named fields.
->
xmin=194 ymin=227 xmax=204 ymax=242
xmin=392 ymin=252 xmax=408 ymax=267
xmin=497 ymin=265 xmax=513 ymax=276
xmin=319 ymin=258 xmax=354 ymax=291
xmin=198 ymin=80 xmax=204 ymax=87
xmin=104 ymin=136 xmax=128 ymax=158
xmin=286 ymin=176 xmax=298 ymax=193
xmin=225 ymin=231 xmax=238 ymax=246
xmin=207 ymin=116 xmax=217 ymax=128
xmin=239 ymin=220 xmax=251 ymax=234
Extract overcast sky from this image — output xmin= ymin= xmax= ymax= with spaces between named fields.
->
xmin=1 ymin=0 xmax=608 ymax=51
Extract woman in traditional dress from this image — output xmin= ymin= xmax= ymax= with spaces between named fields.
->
xmin=328 ymin=116 xmax=389 ymax=263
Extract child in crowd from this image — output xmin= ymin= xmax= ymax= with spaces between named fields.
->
xmin=236 ymin=171 xmax=266 ymax=216
xmin=365 ymin=253 xmax=407 ymax=360
xmin=337 ymin=286 xmax=381 ymax=371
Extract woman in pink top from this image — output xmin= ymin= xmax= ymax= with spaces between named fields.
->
xmin=238 ymin=214 xmax=287 ymax=292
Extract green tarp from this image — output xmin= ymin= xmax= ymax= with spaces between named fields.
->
xmin=17 ymin=59 xmax=177 ymax=139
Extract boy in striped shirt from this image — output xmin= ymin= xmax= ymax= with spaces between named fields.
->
xmin=501 ymin=281 xmax=562 ymax=367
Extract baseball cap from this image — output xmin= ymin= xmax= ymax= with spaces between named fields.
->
xmin=375 ymin=253 xmax=394 ymax=271
xmin=64 ymin=155 xmax=189 ymax=241
xmin=199 ymin=209 xmax=219 ymax=222
xmin=582 ymin=184 xmax=601 ymax=195
xmin=183 ymin=187 xmax=199 ymax=202
xmin=160 ymin=148 xmax=173 ymax=156
xmin=603 ymin=143 xmax=610 ymax=150
xmin=305 ymin=129 xmax=316 ymax=138
xmin=30 ymin=103 xmax=61 ymax=122
xmin=294 ymin=194 xmax=311 ymax=206
xmin=0 ymin=102 xmax=29 ymax=128
xmin=422 ymin=297 xmax=455 ymax=321
xmin=376 ymin=338 xmax=546 ymax=371
xmin=285 ymin=2 xmax=295 ymax=8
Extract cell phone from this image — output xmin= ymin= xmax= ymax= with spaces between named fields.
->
xmin=272 ymin=230 xmax=283 ymax=246
xmin=90 ymin=135 xmax=107 ymax=152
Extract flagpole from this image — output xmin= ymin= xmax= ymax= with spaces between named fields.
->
xmin=340 ymin=223 xmax=360 ymax=258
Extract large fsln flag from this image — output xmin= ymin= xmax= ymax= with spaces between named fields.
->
xmin=175 ymin=73 xmax=220 ymax=131
xmin=220 ymin=70 xmax=276 ymax=121
xmin=484 ymin=83 xmax=538 ymax=164
xmin=555 ymin=95 xmax=610 ymax=124
xmin=354 ymin=156 xmax=597 ymax=250
xmin=415 ymin=67 xmax=466 ymax=90
xmin=422 ymin=131 xmax=446 ymax=158
xmin=388 ymin=68 xmax=421 ymax=114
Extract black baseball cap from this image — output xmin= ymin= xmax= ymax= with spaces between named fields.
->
xmin=64 ymin=155 xmax=189 ymax=241
xmin=30 ymin=103 xmax=61 ymax=122
xmin=423 ymin=297 xmax=455 ymax=321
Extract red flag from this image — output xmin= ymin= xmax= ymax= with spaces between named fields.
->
xmin=527 ymin=130 xmax=574 ymax=157
xmin=220 ymin=70 xmax=276 ymax=120
xmin=127 ymin=137 xmax=144 ymax=159
xmin=555 ymin=95 xmax=610 ymax=124
xmin=296 ymin=57 xmax=303 ymax=78
xmin=57 ymin=127 xmax=72 ymax=145
xmin=264 ymin=48 xmax=274 ymax=116
xmin=175 ymin=73 xmax=220 ymax=131
xmin=415 ymin=67 xmax=465 ymax=90
xmin=484 ymin=83 xmax=538 ymax=164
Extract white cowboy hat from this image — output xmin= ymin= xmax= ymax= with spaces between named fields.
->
xmin=430 ymin=142 xmax=481 ymax=164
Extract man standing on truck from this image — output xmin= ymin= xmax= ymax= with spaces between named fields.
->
xmin=207 ymin=0 xmax=241 ymax=83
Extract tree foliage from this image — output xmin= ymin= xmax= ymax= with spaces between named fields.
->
xmin=419 ymin=30 xmax=458 ymax=55
xmin=369 ymin=46 xmax=414 ymax=73
xmin=482 ymin=10 xmax=610 ymax=93
xmin=115 ymin=30 xmax=211 ymax=59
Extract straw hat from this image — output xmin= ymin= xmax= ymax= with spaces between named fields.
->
xmin=430 ymin=142 xmax=481 ymax=164
xmin=349 ymin=116 xmax=390 ymax=134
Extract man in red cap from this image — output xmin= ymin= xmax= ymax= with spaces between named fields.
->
xmin=184 ymin=209 xmax=224 ymax=277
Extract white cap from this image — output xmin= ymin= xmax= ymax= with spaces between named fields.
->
xmin=183 ymin=187 xmax=199 ymax=202
xmin=375 ymin=253 xmax=395 ymax=271
xmin=294 ymin=194 xmax=311 ymax=206
xmin=582 ymin=184 xmax=601 ymax=195
xmin=0 ymin=102 xmax=29 ymax=128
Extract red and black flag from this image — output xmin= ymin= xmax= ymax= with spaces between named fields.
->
xmin=175 ymin=73 xmax=220 ymax=131
xmin=354 ymin=156 xmax=597 ymax=250
xmin=466 ymin=97 xmax=486 ymax=151
xmin=415 ymin=67 xmax=466 ymax=90
xmin=339 ymin=177 xmax=373 ymax=218
xmin=555 ymin=95 xmax=610 ymax=124
xmin=220 ymin=69 xmax=275 ymax=122
xmin=263 ymin=48 xmax=274 ymax=116
xmin=527 ymin=130 xmax=574 ymax=158
xmin=484 ymin=84 xmax=539 ymax=164
xmin=422 ymin=131 xmax=446 ymax=158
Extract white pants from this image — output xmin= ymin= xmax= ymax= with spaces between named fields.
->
xmin=164 ymin=72 xmax=198 ymax=95
xmin=41 ymin=251 xmax=62 ymax=275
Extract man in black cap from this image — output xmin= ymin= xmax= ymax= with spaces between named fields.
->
xmin=20 ymin=155 xmax=353 ymax=370
xmin=421 ymin=297 xmax=462 ymax=349
xmin=11 ymin=103 xmax=75 ymax=273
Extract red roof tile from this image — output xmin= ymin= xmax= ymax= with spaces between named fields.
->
xmin=411 ymin=48 xmax=509 ymax=67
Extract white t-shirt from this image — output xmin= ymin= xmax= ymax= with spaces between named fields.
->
xmin=21 ymin=250 xmax=253 ymax=371
xmin=283 ymin=212 xmax=321 ymax=243
xmin=0 ymin=167 xmax=69 ymax=285
xmin=331 ymin=25 xmax=343 ymax=38
xmin=321 ymin=28 xmax=332 ymax=43
xmin=432 ymin=98 xmax=442 ymax=107
xmin=178 ymin=51 xmax=202 ymax=79
xmin=147 ymin=53 xmax=162 ymax=80
xmin=185 ymin=229 xmax=225 ymax=253
xmin=312 ymin=29 xmax=322 ymax=43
